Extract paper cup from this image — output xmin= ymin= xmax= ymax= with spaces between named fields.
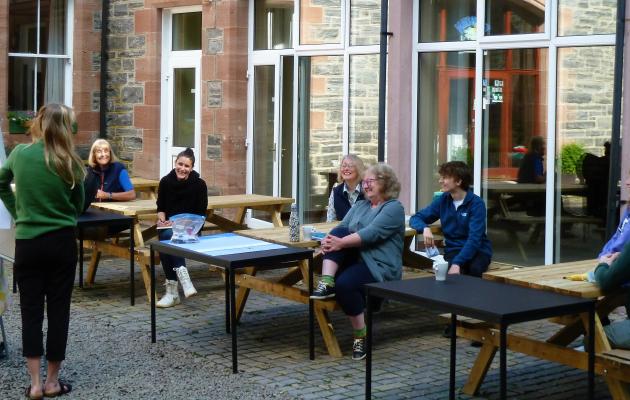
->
xmin=303 ymin=225 xmax=314 ymax=240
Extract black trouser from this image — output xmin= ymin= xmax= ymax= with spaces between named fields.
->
xmin=444 ymin=250 xmax=491 ymax=278
xmin=14 ymin=227 xmax=77 ymax=361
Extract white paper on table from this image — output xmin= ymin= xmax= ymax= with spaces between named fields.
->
xmin=0 ymin=201 xmax=11 ymax=229
xmin=164 ymin=232 xmax=287 ymax=256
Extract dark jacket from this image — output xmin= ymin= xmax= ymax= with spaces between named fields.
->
xmin=87 ymin=161 xmax=128 ymax=193
xmin=156 ymin=169 xmax=208 ymax=219
xmin=517 ymin=152 xmax=544 ymax=183
xmin=409 ymin=190 xmax=492 ymax=266
xmin=332 ymin=183 xmax=365 ymax=221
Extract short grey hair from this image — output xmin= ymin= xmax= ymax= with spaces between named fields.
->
xmin=366 ymin=163 xmax=401 ymax=200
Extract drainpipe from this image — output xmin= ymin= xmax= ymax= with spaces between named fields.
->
xmin=377 ymin=0 xmax=391 ymax=162
xmin=606 ymin=0 xmax=626 ymax=238
xmin=99 ymin=0 xmax=109 ymax=138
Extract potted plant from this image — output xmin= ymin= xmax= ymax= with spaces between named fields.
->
xmin=7 ymin=110 xmax=36 ymax=134
xmin=559 ymin=143 xmax=585 ymax=184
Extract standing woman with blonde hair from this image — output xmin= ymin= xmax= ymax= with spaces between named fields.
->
xmin=0 ymin=104 xmax=84 ymax=398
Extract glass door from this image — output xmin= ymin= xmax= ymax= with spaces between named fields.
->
xmin=248 ymin=55 xmax=294 ymax=225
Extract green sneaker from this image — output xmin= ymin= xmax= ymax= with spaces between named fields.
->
xmin=352 ymin=337 xmax=367 ymax=360
xmin=310 ymin=281 xmax=335 ymax=299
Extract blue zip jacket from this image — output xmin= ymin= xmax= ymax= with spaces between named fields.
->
xmin=410 ymin=190 xmax=492 ymax=266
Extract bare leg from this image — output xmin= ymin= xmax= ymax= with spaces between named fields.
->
xmin=43 ymin=360 xmax=62 ymax=394
xmin=321 ymin=259 xmax=339 ymax=277
xmin=349 ymin=312 xmax=365 ymax=330
xmin=26 ymin=357 xmax=43 ymax=398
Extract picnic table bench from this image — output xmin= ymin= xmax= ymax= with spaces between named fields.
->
xmin=452 ymin=260 xmax=630 ymax=399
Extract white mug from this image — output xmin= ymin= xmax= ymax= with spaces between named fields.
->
xmin=434 ymin=261 xmax=449 ymax=281
xmin=302 ymin=225 xmax=315 ymax=240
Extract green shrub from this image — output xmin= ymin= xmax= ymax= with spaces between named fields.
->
xmin=559 ymin=143 xmax=586 ymax=175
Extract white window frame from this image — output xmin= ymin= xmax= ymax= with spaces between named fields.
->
xmin=412 ymin=0 xmax=617 ymax=264
xmin=7 ymin=0 xmax=74 ymax=110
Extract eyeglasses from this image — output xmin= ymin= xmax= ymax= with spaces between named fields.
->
xmin=363 ymin=178 xmax=380 ymax=186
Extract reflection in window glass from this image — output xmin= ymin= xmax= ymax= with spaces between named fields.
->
xmin=9 ymin=58 xmax=65 ymax=112
xmin=173 ymin=68 xmax=196 ymax=148
xmin=172 ymin=12 xmax=201 ymax=51
xmin=558 ymin=0 xmax=616 ymax=36
xmin=417 ymin=52 xmax=475 ymax=208
xmin=253 ymin=65 xmax=275 ymax=198
xmin=300 ymin=0 xmax=342 ymax=45
xmin=40 ymin=0 xmax=67 ymax=54
xmin=486 ymin=0 xmax=545 ymax=35
xmin=254 ymin=0 xmax=293 ymax=50
xmin=298 ymin=56 xmax=344 ymax=223
xmin=482 ymin=48 xmax=548 ymax=266
xmin=350 ymin=0 xmax=381 ymax=45
xmin=419 ymin=0 xmax=476 ymax=42
xmin=555 ymin=46 xmax=614 ymax=262
xmin=9 ymin=0 xmax=38 ymax=53
xmin=349 ymin=54 xmax=379 ymax=166
xmin=9 ymin=0 xmax=67 ymax=54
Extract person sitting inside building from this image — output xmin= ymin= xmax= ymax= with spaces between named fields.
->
xmin=517 ymin=136 xmax=545 ymax=216
xmin=326 ymin=154 xmax=365 ymax=222
xmin=410 ymin=161 xmax=493 ymax=277
xmin=310 ymin=163 xmax=405 ymax=360
xmin=582 ymin=141 xmax=611 ymax=220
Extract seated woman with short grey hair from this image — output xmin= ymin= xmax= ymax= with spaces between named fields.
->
xmin=311 ymin=163 xmax=405 ymax=360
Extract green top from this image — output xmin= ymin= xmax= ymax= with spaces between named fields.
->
xmin=0 ymin=141 xmax=84 ymax=239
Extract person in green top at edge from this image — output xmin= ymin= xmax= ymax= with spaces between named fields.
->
xmin=0 ymin=104 xmax=84 ymax=399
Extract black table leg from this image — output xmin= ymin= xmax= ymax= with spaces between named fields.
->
xmin=230 ymin=268 xmax=238 ymax=373
xmin=129 ymin=220 xmax=135 ymax=306
xmin=78 ymin=233 xmax=84 ymax=288
xmin=225 ymin=270 xmax=231 ymax=334
xmin=449 ymin=313 xmax=456 ymax=400
xmin=308 ymin=257 xmax=314 ymax=360
xmin=500 ymin=324 xmax=507 ymax=400
xmin=366 ymin=291 xmax=373 ymax=400
xmin=150 ymin=246 xmax=156 ymax=343
xmin=588 ymin=306 xmax=595 ymax=399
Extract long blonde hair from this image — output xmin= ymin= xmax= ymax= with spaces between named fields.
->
xmin=32 ymin=104 xmax=85 ymax=187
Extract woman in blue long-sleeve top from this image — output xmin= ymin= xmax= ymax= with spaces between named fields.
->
xmin=410 ymin=161 xmax=492 ymax=277
xmin=311 ymin=163 xmax=405 ymax=361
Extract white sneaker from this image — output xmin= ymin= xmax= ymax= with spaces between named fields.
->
xmin=174 ymin=266 xmax=197 ymax=298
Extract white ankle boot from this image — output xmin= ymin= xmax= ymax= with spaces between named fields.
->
xmin=174 ymin=266 xmax=197 ymax=298
xmin=156 ymin=279 xmax=180 ymax=308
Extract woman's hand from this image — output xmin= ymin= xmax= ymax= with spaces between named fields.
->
xmin=448 ymin=264 xmax=461 ymax=275
xmin=95 ymin=189 xmax=110 ymax=200
xmin=157 ymin=219 xmax=172 ymax=228
xmin=423 ymin=227 xmax=434 ymax=247
xmin=599 ymin=252 xmax=620 ymax=265
xmin=321 ymin=234 xmax=344 ymax=254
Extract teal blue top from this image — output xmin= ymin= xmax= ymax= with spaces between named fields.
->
xmin=337 ymin=199 xmax=405 ymax=282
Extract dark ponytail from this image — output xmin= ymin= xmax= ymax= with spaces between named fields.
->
xmin=177 ymin=147 xmax=196 ymax=166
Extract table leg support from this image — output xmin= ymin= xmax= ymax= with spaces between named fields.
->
xmin=450 ymin=314 xmax=456 ymax=400
xmin=129 ymin=220 xmax=135 ymax=306
xmin=150 ymin=246 xmax=156 ymax=343
xmin=79 ymin=234 xmax=84 ymax=288
xmin=309 ymin=257 xmax=314 ymax=361
xmin=366 ymin=291 xmax=373 ymax=400
xmin=588 ymin=306 xmax=595 ymax=400
xmin=225 ymin=271 xmax=231 ymax=334
xmin=230 ymin=268 xmax=238 ymax=374
xmin=500 ymin=324 xmax=507 ymax=400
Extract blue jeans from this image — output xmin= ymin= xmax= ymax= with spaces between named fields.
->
xmin=159 ymin=229 xmax=185 ymax=281
xmin=323 ymin=227 xmax=377 ymax=316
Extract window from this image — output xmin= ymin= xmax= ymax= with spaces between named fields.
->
xmin=8 ymin=0 xmax=71 ymax=121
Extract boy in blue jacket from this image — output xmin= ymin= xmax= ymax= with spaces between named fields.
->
xmin=410 ymin=161 xmax=492 ymax=277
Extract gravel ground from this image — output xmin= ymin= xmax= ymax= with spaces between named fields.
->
xmin=0 ymin=299 xmax=293 ymax=400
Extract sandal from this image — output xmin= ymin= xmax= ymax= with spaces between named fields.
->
xmin=24 ymin=385 xmax=44 ymax=400
xmin=43 ymin=380 xmax=72 ymax=398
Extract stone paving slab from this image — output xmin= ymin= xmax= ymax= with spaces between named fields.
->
xmin=1 ymin=255 xmax=624 ymax=399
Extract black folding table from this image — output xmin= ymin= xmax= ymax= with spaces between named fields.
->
xmin=149 ymin=235 xmax=314 ymax=373
xmin=365 ymin=275 xmax=596 ymax=400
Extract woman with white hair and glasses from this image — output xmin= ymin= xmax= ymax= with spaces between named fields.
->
xmin=326 ymin=154 xmax=366 ymax=222
xmin=311 ymin=163 xmax=405 ymax=360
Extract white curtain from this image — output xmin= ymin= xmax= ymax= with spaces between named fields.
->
xmin=44 ymin=0 xmax=66 ymax=104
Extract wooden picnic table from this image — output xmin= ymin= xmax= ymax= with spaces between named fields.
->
xmin=85 ymin=195 xmax=294 ymax=300
xmin=454 ymin=260 xmax=630 ymax=399
xmin=234 ymin=222 xmax=422 ymax=357
xmin=130 ymin=177 xmax=160 ymax=200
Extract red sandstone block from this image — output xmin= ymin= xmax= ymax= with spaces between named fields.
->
xmin=135 ymin=9 xmax=160 ymax=34
xmin=133 ymin=105 xmax=160 ymax=129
